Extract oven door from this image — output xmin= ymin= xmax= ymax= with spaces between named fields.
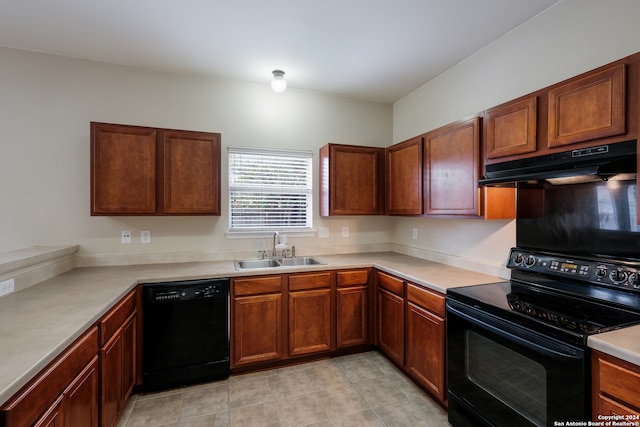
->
xmin=447 ymin=299 xmax=588 ymax=427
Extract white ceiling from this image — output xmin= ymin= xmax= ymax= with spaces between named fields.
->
xmin=0 ymin=0 xmax=561 ymax=103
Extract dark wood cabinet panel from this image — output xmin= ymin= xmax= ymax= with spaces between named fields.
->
xmin=64 ymin=356 xmax=98 ymax=427
xmin=162 ymin=131 xmax=221 ymax=214
xmin=91 ymin=122 xmax=221 ymax=215
xmin=424 ymin=117 xmax=480 ymax=216
xmin=0 ymin=327 xmax=99 ymax=427
xmin=289 ymin=288 xmax=332 ymax=356
xmin=376 ymin=269 xmax=404 ymax=364
xmin=320 ymin=144 xmax=385 ymax=216
xmin=91 ymin=123 xmax=157 ymax=214
xmin=100 ymin=303 xmax=136 ymax=427
xmin=405 ymin=283 xmax=446 ymax=405
xmin=592 ymin=350 xmax=640 ymax=417
xmin=548 ymin=63 xmax=626 ymax=148
xmin=485 ymin=96 xmax=537 ymax=159
xmin=386 ymin=137 xmax=423 ymax=215
xmin=336 ymin=286 xmax=368 ymax=348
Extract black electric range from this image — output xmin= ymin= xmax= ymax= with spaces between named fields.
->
xmin=448 ymin=248 xmax=640 ymax=346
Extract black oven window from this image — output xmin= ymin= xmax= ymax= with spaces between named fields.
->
xmin=466 ymin=331 xmax=547 ymax=426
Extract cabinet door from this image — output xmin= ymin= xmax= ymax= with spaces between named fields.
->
xmin=485 ymin=96 xmax=537 ymax=159
xmin=233 ymin=293 xmax=283 ymax=366
xmin=320 ymin=144 xmax=385 ymax=216
xmin=91 ymin=122 xmax=157 ymax=214
xmin=377 ymin=288 xmax=404 ymax=365
xmin=100 ymin=332 xmax=122 ymax=427
xmin=64 ymin=357 xmax=98 ymax=427
xmin=33 ymin=396 xmax=64 ymax=427
xmin=548 ymin=63 xmax=626 ymax=148
xmin=386 ymin=137 xmax=423 ymax=215
xmin=162 ymin=130 xmax=221 ymax=214
xmin=406 ymin=302 xmax=446 ymax=404
xmin=121 ymin=313 xmax=137 ymax=403
xmin=336 ymin=286 xmax=368 ymax=348
xmin=289 ymin=288 xmax=332 ymax=356
xmin=424 ymin=117 xmax=480 ymax=216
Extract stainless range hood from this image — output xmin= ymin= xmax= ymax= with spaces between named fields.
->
xmin=479 ymin=140 xmax=637 ymax=186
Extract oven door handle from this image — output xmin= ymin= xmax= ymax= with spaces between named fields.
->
xmin=447 ymin=301 xmax=583 ymax=361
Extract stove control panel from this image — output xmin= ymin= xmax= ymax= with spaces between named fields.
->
xmin=508 ymin=248 xmax=640 ymax=291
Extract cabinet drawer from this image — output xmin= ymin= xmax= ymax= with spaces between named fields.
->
xmin=289 ymin=272 xmax=332 ymax=291
xmin=376 ymin=271 xmax=403 ymax=296
xmin=99 ymin=290 xmax=136 ymax=346
xmin=337 ymin=269 xmax=369 ymax=287
xmin=406 ymin=283 xmax=445 ymax=317
xmin=234 ymin=276 xmax=282 ymax=296
xmin=598 ymin=357 xmax=640 ymax=409
xmin=1 ymin=326 xmax=99 ymax=427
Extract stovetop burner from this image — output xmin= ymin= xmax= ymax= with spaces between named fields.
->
xmin=447 ymin=248 xmax=640 ymax=346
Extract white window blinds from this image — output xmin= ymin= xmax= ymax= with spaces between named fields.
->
xmin=229 ymin=147 xmax=313 ymax=231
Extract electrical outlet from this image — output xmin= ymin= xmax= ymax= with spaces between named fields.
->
xmin=412 ymin=227 xmax=418 ymax=240
xmin=0 ymin=278 xmax=14 ymax=297
xmin=319 ymin=227 xmax=330 ymax=238
xmin=342 ymin=226 xmax=349 ymax=237
xmin=141 ymin=229 xmax=151 ymax=244
xmin=121 ymin=230 xmax=131 ymax=244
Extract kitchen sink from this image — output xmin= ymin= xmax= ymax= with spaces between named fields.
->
xmin=234 ymin=256 xmax=326 ymax=270
xmin=277 ymin=256 xmax=325 ymax=267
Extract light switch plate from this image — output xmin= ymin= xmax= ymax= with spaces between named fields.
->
xmin=319 ymin=227 xmax=330 ymax=238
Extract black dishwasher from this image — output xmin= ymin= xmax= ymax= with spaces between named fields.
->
xmin=142 ymin=277 xmax=230 ymax=391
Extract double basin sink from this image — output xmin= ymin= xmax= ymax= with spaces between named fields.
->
xmin=234 ymin=256 xmax=326 ymax=271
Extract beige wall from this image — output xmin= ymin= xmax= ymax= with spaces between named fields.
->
xmin=392 ymin=0 xmax=640 ymax=273
xmin=4 ymin=0 xmax=640 ymax=273
xmin=0 ymin=47 xmax=392 ymax=262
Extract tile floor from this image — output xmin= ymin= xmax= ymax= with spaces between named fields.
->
xmin=117 ymin=351 xmax=450 ymax=427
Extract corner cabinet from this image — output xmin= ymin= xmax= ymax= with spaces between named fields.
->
xmin=336 ymin=269 xmax=369 ymax=348
xmin=91 ymin=122 xmax=221 ymax=215
xmin=376 ymin=271 xmax=405 ymax=366
xmin=319 ymin=144 xmax=385 ymax=216
xmin=386 ymin=137 xmax=423 ymax=215
xmin=424 ymin=117 xmax=515 ymax=219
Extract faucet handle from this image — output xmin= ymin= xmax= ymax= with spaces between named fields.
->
xmin=292 ymin=246 xmax=296 ymax=258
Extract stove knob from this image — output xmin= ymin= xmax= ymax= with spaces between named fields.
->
xmin=629 ymin=273 xmax=638 ymax=288
xmin=596 ymin=267 xmax=607 ymax=278
xmin=610 ymin=269 xmax=628 ymax=283
xmin=514 ymin=254 xmax=524 ymax=265
xmin=525 ymin=256 xmax=536 ymax=267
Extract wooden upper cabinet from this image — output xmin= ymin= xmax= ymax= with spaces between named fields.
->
xmin=319 ymin=144 xmax=384 ymax=216
xmin=91 ymin=122 xmax=221 ymax=216
xmin=485 ymin=96 xmax=537 ymax=159
xmin=386 ymin=137 xmax=423 ymax=215
xmin=162 ymin=131 xmax=221 ymax=214
xmin=91 ymin=123 xmax=157 ymax=214
xmin=424 ymin=117 xmax=480 ymax=216
xmin=548 ymin=63 xmax=626 ymax=148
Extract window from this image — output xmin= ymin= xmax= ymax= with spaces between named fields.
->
xmin=229 ymin=146 xmax=313 ymax=231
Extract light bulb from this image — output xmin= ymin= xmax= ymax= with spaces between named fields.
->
xmin=271 ymin=70 xmax=286 ymax=93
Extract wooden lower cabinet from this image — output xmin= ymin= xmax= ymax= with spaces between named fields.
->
xmin=376 ymin=271 xmax=405 ymax=366
xmin=0 ymin=327 xmax=99 ymax=427
xmin=288 ymin=272 xmax=332 ymax=356
xmin=232 ymin=276 xmax=284 ymax=367
xmin=592 ymin=350 xmax=640 ymax=417
xmin=405 ymin=283 xmax=446 ymax=405
xmin=99 ymin=290 xmax=137 ymax=427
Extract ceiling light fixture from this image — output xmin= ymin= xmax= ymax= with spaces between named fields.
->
xmin=271 ymin=70 xmax=286 ymax=93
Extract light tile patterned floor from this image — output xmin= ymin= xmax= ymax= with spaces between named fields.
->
xmin=117 ymin=351 xmax=450 ymax=427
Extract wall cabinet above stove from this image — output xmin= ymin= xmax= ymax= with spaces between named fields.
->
xmin=91 ymin=122 xmax=221 ymax=216
xmin=484 ymin=53 xmax=640 ymax=167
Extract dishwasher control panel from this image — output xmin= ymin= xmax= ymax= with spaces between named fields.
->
xmin=144 ymin=279 xmax=228 ymax=302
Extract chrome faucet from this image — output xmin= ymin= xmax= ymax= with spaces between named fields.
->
xmin=272 ymin=231 xmax=279 ymax=257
